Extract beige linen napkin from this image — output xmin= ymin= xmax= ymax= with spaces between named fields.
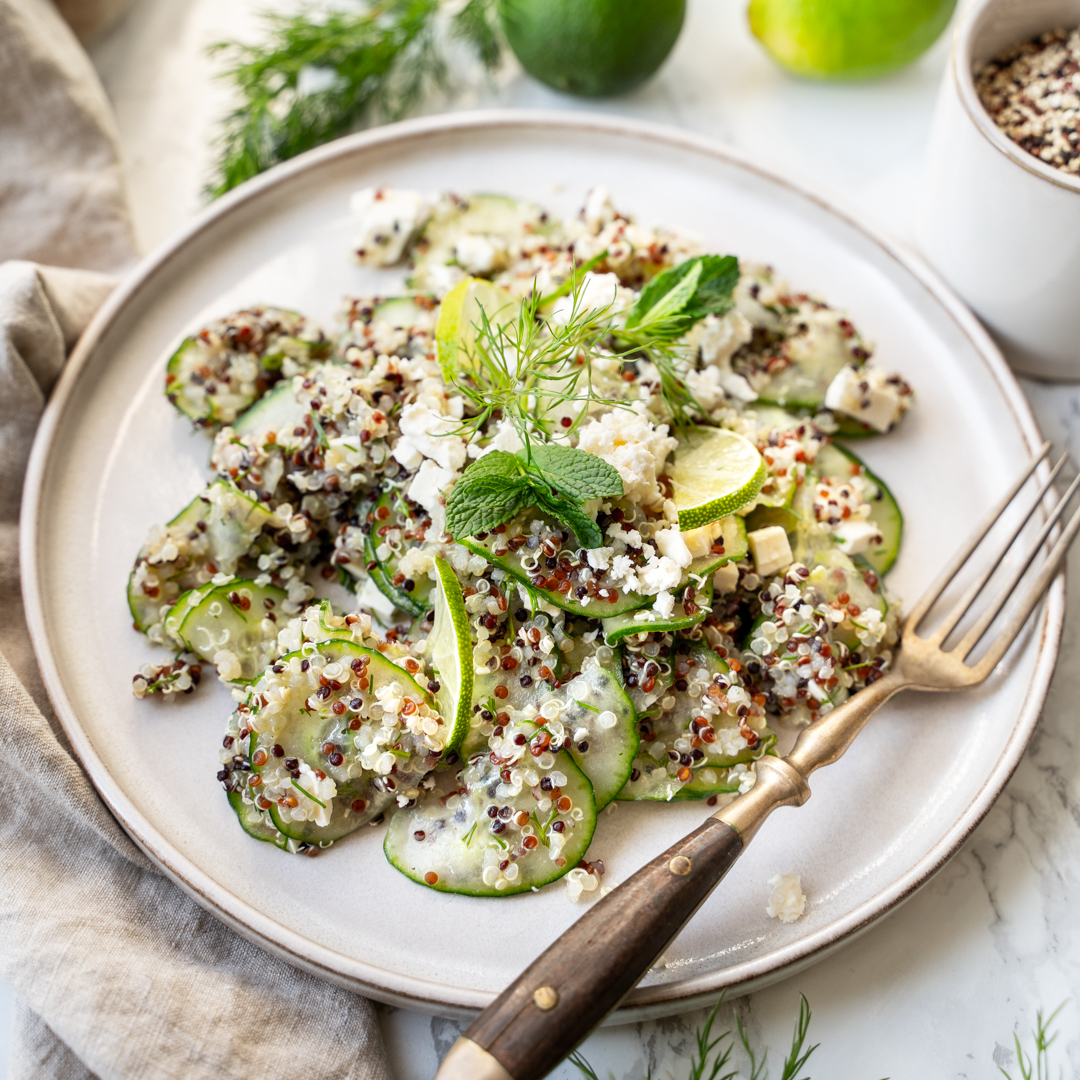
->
xmin=0 ymin=2 xmax=393 ymax=1077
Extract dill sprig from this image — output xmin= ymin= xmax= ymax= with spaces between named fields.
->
xmin=568 ymin=994 xmax=820 ymax=1080
xmin=1000 ymin=1002 xmax=1067 ymax=1080
xmin=206 ymin=0 xmax=503 ymax=199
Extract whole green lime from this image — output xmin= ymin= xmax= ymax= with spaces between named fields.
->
xmin=748 ymin=0 xmax=957 ymax=80
xmin=498 ymin=0 xmax=686 ymax=98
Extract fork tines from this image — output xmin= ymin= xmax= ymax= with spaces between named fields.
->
xmin=906 ymin=442 xmax=1080 ymax=673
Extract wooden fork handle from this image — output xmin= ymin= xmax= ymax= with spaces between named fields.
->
xmin=436 ymin=671 xmax=909 ymax=1080
xmin=440 ymin=816 xmax=746 ymax=1080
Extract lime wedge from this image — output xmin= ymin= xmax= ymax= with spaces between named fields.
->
xmin=435 ymin=277 xmax=518 ymax=383
xmin=430 ymin=556 xmax=474 ymax=751
xmin=667 ymin=427 xmax=766 ymax=530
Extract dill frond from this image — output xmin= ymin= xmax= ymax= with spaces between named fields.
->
xmin=206 ymin=0 xmax=503 ymax=199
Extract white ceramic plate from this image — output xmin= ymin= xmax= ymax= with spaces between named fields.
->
xmin=22 ymin=112 xmax=1062 ymax=1021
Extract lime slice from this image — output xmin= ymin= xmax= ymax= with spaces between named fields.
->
xmin=429 ymin=556 xmax=474 ymax=751
xmin=667 ymin=427 xmax=765 ymax=530
xmin=435 ymin=277 xmax=518 ymax=383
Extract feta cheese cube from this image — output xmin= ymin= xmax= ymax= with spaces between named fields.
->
xmin=766 ymin=871 xmax=806 ymax=924
xmin=682 ymin=519 xmax=724 ymax=560
xmin=655 ymin=524 xmax=693 ymax=569
xmin=712 ymin=561 xmax=740 ymax=595
xmin=833 ymin=518 xmax=883 ymax=555
xmin=748 ymin=525 xmax=793 ymax=578
xmin=350 ymin=187 xmax=430 ymax=266
xmin=823 ymin=365 xmax=908 ymax=433
xmin=453 ymin=233 xmax=504 ymax=275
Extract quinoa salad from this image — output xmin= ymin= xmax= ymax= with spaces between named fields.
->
xmin=128 ymin=187 xmax=913 ymax=898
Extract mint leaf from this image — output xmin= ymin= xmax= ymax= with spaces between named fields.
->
xmin=460 ymin=450 xmax=523 ymax=482
xmin=445 ymin=474 xmax=531 ymax=539
xmin=520 ymin=445 xmax=623 ymax=503
xmin=625 ymin=255 xmax=740 ymax=337
xmin=535 ymin=492 xmax=604 ymax=549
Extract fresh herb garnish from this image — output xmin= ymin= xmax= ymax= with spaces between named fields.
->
xmin=444 ymin=447 xmax=621 ymax=548
xmin=206 ymin=0 xmax=503 ymax=198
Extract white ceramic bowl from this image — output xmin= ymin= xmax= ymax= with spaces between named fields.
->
xmin=917 ymin=0 xmax=1080 ymax=380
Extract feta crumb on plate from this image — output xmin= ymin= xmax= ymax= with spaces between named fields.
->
xmin=766 ymin=871 xmax=806 ymax=924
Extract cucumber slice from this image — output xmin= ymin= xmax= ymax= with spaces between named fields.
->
xmin=814 ymin=443 xmax=902 ymax=575
xmin=556 ymin=656 xmax=638 ymax=807
xmin=232 ymin=380 xmax=307 ymax=450
xmin=601 ymin=579 xmax=714 ymax=645
xmin=127 ymin=479 xmax=275 ymax=635
xmin=227 ymin=788 xmax=289 ymax=850
xmin=362 ymin=489 xmax=435 ymax=617
xmin=618 ymin=640 xmax=775 ymax=802
xmin=460 ymin=510 xmax=652 ymax=619
xmin=246 ymin=639 xmax=442 ymax=845
xmin=668 ymin=427 xmax=766 ymax=531
xmin=408 ymin=194 xmax=549 ymax=294
xmin=174 ymin=578 xmax=287 ymax=684
xmin=753 ymin=315 xmax=866 ymax=411
xmin=429 ymin=557 xmax=473 ymax=752
xmin=383 ymin=735 xmax=595 ymax=896
xmin=165 ymin=308 xmax=329 ymax=426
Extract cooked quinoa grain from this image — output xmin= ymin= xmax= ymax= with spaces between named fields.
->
xmin=976 ymin=28 xmax=1080 ymax=175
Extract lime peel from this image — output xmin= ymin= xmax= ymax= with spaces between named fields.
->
xmin=435 ymin=277 xmax=518 ymax=383
xmin=430 ymin=556 xmax=474 ymax=752
xmin=667 ymin=427 xmax=766 ymax=531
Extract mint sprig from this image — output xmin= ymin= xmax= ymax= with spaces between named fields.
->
xmin=625 ymin=254 xmax=740 ymax=338
xmin=445 ymin=447 xmax=622 ymax=547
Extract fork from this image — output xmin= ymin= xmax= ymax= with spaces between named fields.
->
xmin=435 ymin=444 xmax=1080 ymax=1080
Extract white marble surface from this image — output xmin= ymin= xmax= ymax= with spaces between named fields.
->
xmin=9 ymin=0 xmax=1078 ymax=1076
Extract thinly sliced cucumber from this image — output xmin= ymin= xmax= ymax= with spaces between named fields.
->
xmin=814 ymin=443 xmax=902 ymax=575
xmin=668 ymin=427 xmax=766 ymax=531
xmin=754 ymin=317 xmax=865 ymax=411
xmin=601 ymin=579 xmax=713 ymax=645
xmin=460 ymin=510 xmax=651 ymax=619
xmin=246 ymin=639 xmax=442 ymax=845
xmin=374 ymin=296 xmax=435 ymax=330
xmin=408 ymin=194 xmax=549 ymax=294
xmin=174 ymin=578 xmax=287 ymax=683
xmin=232 ymin=380 xmax=307 ymax=449
xmin=618 ymin=640 xmax=775 ymax=802
xmin=227 ymin=789 xmax=290 ymax=850
xmin=556 ymin=657 xmax=638 ymax=807
xmin=127 ymin=479 xmax=275 ymax=635
xmin=803 ymin=546 xmax=886 ymax=650
xmin=162 ymin=583 xmax=214 ymax=646
xmin=362 ymin=489 xmax=435 ymax=617
xmin=383 ymin=736 xmax=595 ymax=896
xmin=165 ymin=308 xmax=329 ymax=426
xmin=429 ymin=557 xmax=473 ymax=752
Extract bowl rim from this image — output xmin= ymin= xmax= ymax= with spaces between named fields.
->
xmin=953 ymin=0 xmax=1080 ymax=194
xmin=20 ymin=108 xmax=1064 ymax=1020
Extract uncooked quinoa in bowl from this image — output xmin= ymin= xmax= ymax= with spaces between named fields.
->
xmin=975 ymin=27 xmax=1080 ymax=175
xmin=126 ymin=187 xmax=914 ymax=899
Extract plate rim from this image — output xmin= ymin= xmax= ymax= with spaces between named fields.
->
xmin=20 ymin=108 xmax=1063 ymax=1020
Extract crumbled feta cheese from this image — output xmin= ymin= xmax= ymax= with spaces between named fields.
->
xmin=357 ymin=576 xmax=397 ymax=622
xmin=637 ymin=556 xmax=683 ymax=594
xmin=748 ymin=526 xmax=793 ymax=578
xmin=551 ymin=272 xmax=627 ymax=325
xmin=832 ymin=518 xmax=882 ymax=556
xmin=766 ymin=871 xmax=806 ymax=924
xmin=654 ymin=524 xmax=693 ymax=569
xmin=351 ymin=187 xmax=430 ymax=266
xmin=713 ymin=561 xmax=740 ymax=595
xmin=408 ymin=459 xmax=455 ymax=515
xmin=479 ymin=418 xmax=524 ymax=456
xmin=393 ymin=401 xmax=467 ymax=472
xmin=576 ymin=404 xmax=677 ymax=509
xmin=823 ymin=365 xmax=910 ymax=433
xmin=583 ymin=186 xmax=617 ymax=232
xmin=453 ymin=233 xmax=505 ymax=275
xmin=652 ymin=590 xmax=675 ymax=619
xmin=586 ymin=546 xmax=614 ymax=571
